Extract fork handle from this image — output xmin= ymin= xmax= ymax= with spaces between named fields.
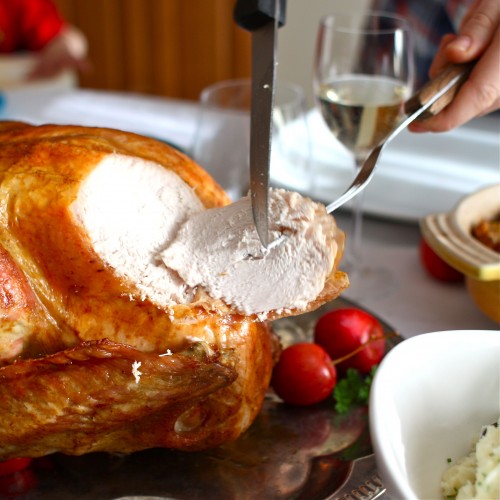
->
xmin=404 ymin=62 xmax=474 ymax=120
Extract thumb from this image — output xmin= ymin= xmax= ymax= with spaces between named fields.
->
xmin=445 ymin=0 xmax=499 ymax=62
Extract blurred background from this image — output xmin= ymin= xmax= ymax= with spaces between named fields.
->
xmin=54 ymin=0 xmax=252 ymax=100
xmin=53 ymin=0 xmax=370 ymax=104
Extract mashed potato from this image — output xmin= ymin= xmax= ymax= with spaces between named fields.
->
xmin=441 ymin=419 xmax=500 ymax=499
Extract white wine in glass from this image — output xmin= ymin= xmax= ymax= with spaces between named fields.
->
xmin=316 ymin=75 xmax=408 ymax=157
xmin=313 ymin=13 xmax=414 ymax=299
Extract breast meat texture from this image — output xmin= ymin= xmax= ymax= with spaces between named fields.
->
xmin=0 ymin=121 xmax=347 ymax=460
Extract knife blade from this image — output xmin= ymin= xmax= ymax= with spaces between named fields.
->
xmin=234 ymin=0 xmax=286 ymax=248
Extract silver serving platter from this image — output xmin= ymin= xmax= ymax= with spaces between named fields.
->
xmin=4 ymin=298 xmax=400 ymax=499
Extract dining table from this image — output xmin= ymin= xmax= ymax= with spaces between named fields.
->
xmin=0 ymin=84 xmax=499 ymax=499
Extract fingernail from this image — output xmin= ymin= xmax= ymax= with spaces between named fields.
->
xmin=448 ymin=35 xmax=472 ymax=52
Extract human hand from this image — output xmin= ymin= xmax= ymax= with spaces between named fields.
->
xmin=409 ymin=0 xmax=499 ymax=132
xmin=28 ymin=26 xmax=89 ymax=80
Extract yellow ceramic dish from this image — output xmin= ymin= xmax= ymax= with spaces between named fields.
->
xmin=421 ymin=183 xmax=500 ymax=322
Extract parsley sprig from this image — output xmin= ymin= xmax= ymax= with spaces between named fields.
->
xmin=333 ymin=366 xmax=377 ymax=414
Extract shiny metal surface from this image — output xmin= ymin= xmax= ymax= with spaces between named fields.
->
xmin=330 ymin=454 xmax=385 ymax=499
xmin=10 ymin=298 xmax=400 ymax=499
xmin=248 ymin=4 xmax=279 ymax=248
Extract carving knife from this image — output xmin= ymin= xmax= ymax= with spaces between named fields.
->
xmin=234 ymin=0 xmax=286 ymax=248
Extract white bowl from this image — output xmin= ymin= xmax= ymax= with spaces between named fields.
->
xmin=369 ymin=330 xmax=500 ymax=499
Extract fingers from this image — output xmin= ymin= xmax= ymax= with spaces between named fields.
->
xmin=429 ymin=34 xmax=456 ymax=78
xmin=429 ymin=0 xmax=498 ymax=77
xmin=446 ymin=0 xmax=500 ymax=62
xmin=411 ymin=0 xmax=500 ymax=132
xmin=28 ymin=56 xmax=69 ymax=79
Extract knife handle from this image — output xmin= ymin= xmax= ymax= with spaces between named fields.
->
xmin=234 ymin=0 xmax=286 ymax=30
xmin=404 ymin=62 xmax=474 ymax=120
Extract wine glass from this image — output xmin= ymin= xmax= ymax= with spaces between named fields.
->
xmin=270 ymin=81 xmax=312 ymax=194
xmin=191 ymin=79 xmax=310 ymax=201
xmin=313 ymin=12 xmax=414 ymax=300
xmin=191 ymin=79 xmax=251 ymax=201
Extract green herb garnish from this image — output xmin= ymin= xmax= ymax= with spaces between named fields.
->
xmin=333 ymin=366 xmax=377 ymax=414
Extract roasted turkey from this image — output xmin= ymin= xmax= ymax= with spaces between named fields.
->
xmin=0 ymin=121 xmax=348 ymax=460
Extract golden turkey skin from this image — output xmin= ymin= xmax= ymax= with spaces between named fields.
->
xmin=0 ymin=122 xmax=348 ymax=459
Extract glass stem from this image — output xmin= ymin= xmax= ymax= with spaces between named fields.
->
xmin=349 ymin=155 xmax=366 ymax=267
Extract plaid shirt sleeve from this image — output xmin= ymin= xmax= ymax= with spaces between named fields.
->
xmin=372 ymin=0 xmax=473 ymax=87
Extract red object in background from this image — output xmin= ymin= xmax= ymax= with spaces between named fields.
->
xmin=0 ymin=458 xmax=32 ymax=477
xmin=314 ymin=308 xmax=385 ymax=375
xmin=0 ymin=0 xmax=65 ymax=53
xmin=0 ymin=468 xmax=37 ymax=497
xmin=271 ymin=343 xmax=337 ymax=406
xmin=419 ymin=237 xmax=464 ymax=282
xmin=0 ymin=458 xmax=36 ymax=498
